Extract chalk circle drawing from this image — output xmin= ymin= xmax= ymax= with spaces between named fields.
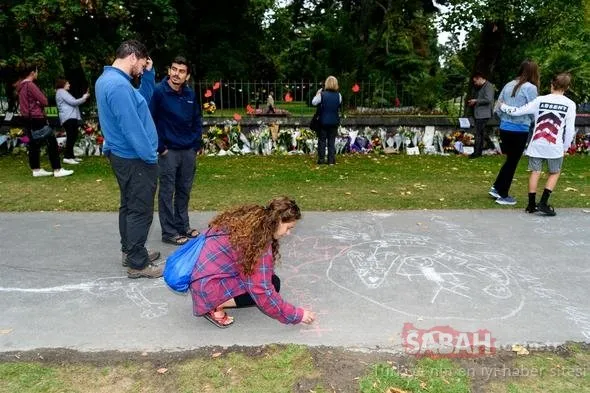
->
xmin=0 ymin=277 xmax=168 ymax=319
xmin=322 ymin=218 xmax=523 ymax=321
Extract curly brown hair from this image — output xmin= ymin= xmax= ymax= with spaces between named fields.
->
xmin=208 ymin=196 xmax=301 ymax=275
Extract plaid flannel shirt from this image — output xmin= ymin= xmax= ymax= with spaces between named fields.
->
xmin=190 ymin=230 xmax=303 ymax=324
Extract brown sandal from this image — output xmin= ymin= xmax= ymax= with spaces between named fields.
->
xmin=182 ymin=229 xmax=200 ymax=238
xmin=162 ymin=234 xmax=189 ymax=246
xmin=204 ymin=309 xmax=234 ymax=328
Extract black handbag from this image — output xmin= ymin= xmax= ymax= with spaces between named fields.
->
xmin=31 ymin=125 xmax=54 ymax=140
xmin=309 ymin=92 xmax=323 ymax=132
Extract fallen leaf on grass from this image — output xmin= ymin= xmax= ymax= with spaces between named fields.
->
xmin=95 ymin=179 xmax=102 ymax=182
xmin=564 ymin=187 xmax=578 ymax=192
xmin=386 ymin=387 xmax=410 ymax=393
xmin=512 ymin=344 xmax=529 ymax=355
xmin=211 ymin=352 xmax=222 ymax=358
xmin=141 ymin=352 xmax=148 ymax=356
xmin=439 ymin=198 xmax=445 ymax=201
xmin=345 ymin=192 xmax=352 ymax=195
xmin=156 ymin=368 xmax=168 ymax=374
xmin=370 ymin=190 xmax=378 ymax=194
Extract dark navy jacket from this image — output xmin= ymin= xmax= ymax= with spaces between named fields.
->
xmin=149 ymin=77 xmax=203 ymax=153
xmin=319 ymin=90 xmax=341 ymax=126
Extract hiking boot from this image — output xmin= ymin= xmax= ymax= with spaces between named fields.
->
xmin=488 ymin=186 xmax=500 ymax=199
xmin=525 ymin=204 xmax=538 ymax=213
xmin=538 ymin=203 xmax=556 ymax=216
xmin=127 ymin=263 xmax=165 ymax=279
xmin=122 ymin=249 xmax=161 ymax=267
xmin=495 ymin=196 xmax=517 ymax=206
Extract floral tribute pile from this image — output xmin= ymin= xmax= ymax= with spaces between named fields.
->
xmin=2 ymin=120 xmax=589 ymax=158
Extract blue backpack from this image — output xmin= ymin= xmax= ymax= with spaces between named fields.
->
xmin=163 ymin=233 xmax=207 ymax=293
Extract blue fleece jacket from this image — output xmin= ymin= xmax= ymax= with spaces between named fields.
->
xmin=95 ymin=66 xmax=158 ymax=163
xmin=149 ymin=77 xmax=203 ymax=153
xmin=495 ymin=80 xmax=538 ymax=132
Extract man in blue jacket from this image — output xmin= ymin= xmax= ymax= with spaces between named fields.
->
xmin=95 ymin=40 xmax=162 ymax=279
xmin=150 ymin=56 xmax=203 ymax=246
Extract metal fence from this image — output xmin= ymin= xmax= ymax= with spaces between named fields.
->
xmin=193 ymin=80 xmax=411 ymax=113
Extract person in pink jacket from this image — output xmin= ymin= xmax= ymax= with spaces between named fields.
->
xmin=17 ymin=65 xmax=72 ymax=178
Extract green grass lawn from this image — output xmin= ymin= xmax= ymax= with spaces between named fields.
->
xmin=0 ymin=153 xmax=588 ymax=212
xmin=1 ymin=345 xmax=589 ymax=393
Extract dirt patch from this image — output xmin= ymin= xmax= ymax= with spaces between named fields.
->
xmin=1 ymin=344 xmax=588 ymax=392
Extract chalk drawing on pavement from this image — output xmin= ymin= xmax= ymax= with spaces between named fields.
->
xmin=0 ymin=277 xmax=168 ymax=319
xmin=322 ymin=216 xmax=524 ymax=321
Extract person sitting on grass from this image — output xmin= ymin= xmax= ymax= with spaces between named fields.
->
xmin=499 ymin=72 xmax=577 ymax=216
xmin=189 ymin=196 xmax=316 ymax=328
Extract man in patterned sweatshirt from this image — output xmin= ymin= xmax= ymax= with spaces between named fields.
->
xmin=500 ymin=73 xmax=577 ymax=216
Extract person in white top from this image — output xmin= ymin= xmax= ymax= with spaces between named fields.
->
xmin=499 ymin=73 xmax=577 ymax=216
xmin=55 ymin=79 xmax=90 ymax=165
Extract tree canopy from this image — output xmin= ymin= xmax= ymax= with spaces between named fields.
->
xmin=1 ymin=0 xmax=588 ymax=110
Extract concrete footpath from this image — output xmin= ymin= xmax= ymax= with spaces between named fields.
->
xmin=1 ymin=210 xmax=589 ymax=353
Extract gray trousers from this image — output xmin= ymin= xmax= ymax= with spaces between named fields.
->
xmin=158 ymin=148 xmax=197 ymax=240
xmin=109 ymin=154 xmax=158 ymax=269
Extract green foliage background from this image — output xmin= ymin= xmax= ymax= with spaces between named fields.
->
xmin=0 ymin=0 xmax=588 ymax=108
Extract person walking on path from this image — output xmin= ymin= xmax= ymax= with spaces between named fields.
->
xmin=499 ymin=73 xmax=576 ymax=216
xmin=190 ymin=196 xmax=316 ymax=328
xmin=95 ymin=40 xmax=162 ymax=278
xmin=150 ymin=56 xmax=203 ymax=246
xmin=490 ymin=60 xmax=540 ymax=206
xmin=467 ymin=72 xmax=495 ymax=159
xmin=55 ymin=79 xmax=91 ymax=165
xmin=312 ymin=76 xmax=342 ymax=165
xmin=17 ymin=66 xmax=73 ymax=178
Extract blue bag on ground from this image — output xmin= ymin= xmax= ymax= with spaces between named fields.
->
xmin=163 ymin=234 xmax=206 ymax=292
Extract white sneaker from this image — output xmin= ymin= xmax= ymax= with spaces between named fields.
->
xmin=74 ymin=158 xmax=83 ymax=162
xmin=32 ymin=169 xmax=53 ymax=177
xmin=63 ymin=158 xmax=79 ymax=165
xmin=54 ymin=168 xmax=74 ymax=178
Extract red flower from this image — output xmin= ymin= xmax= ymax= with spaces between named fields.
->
xmin=233 ymin=113 xmax=242 ymax=121
xmin=96 ymin=136 xmax=104 ymax=144
xmin=204 ymin=89 xmax=212 ymax=98
xmin=246 ymin=104 xmax=255 ymax=114
xmin=352 ymin=83 xmax=360 ymax=93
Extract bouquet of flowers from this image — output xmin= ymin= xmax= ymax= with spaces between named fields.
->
xmin=203 ymin=102 xmax=216 ymax=115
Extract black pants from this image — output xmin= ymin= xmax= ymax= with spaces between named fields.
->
xmin=493 ymin=130 xmax=529 ymax=198
xmin=62 ymin=118 xmax=79 ymax=159
xmin=158 ymin=149 xmax=197 ymax=240
xmin=317 ymin=125 xmax=338 ymax=164
xmin=27 ymin=118 xmax=61 ymax=170
xmin=109 ymin=154 xmax=158 ymax=269
xmin=473 ymin=118 xmax=490 ymax=156
xmin=234 ymin=274 xmax=281 ymax=307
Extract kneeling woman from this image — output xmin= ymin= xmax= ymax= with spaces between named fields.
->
xmin=190 ymin=197 xmax=315 ymax=328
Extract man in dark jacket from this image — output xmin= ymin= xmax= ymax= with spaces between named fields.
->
xmin=468 ymin=72 xmax=495 ymax=159
xmin=149 ymin=56 xmax=203 ymax=246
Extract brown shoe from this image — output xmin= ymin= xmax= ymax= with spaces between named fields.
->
xmin=127 ymin=263 xmax=165 ymax=279
xmin=122 ymin=249 xmax=161 ymax=267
